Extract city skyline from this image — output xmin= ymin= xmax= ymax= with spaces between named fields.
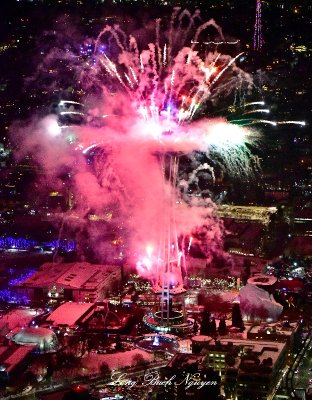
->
xmin=0 ymin=2 xmax=311 ymax=400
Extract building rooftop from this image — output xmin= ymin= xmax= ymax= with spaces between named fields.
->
xmin=247 ymin=274 xmax=277 ymax=286
xmin=217 ymin=338 xmax=287 ymax=365
xmin=217 ymin=205 xmax=277 ymax=225
xmin=0 ymin=345 xmax=33 ymax=373
xmin=46 ymin=301 xmax=95 ymax=327
xmin=166 ymin=352 xmax=205 ymax=368
xmin=248 ymin=322 xmax=295 ymax=337
xmin=16 ymin=262 xmax=119 ymax=290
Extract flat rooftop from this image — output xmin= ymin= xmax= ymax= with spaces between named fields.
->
xmin=248 ymin=322 xmax=296 ymax=337
xmin=217 ymin=338 xmax=287 ymax=365
xmin=16 ymin=262 xmax=120 ymax=290
xmin=46 ymin=302 xmax=95 ymax=327
xmin=0 ymin=345 xmax=33 ymax=373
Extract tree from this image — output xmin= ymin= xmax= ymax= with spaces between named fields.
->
xmin=100 ymin=362 xmax=110 ymax=376
xmin=115 ymin=333 xmax=122 ymax=351
xmin=231 ymin=303 xmax=244 ymax=330
xmin=132 ymin=353 xmax=148 ymax=368
xmin=262 ymin=357 xmax=273 ymax=366
xmin=29 ymin=356 xmax=49 ymax=381
xmin=200 ymin=311 xmax=211 ymax=335
xmin=56 ymin=353 xmax=82 ymax=378
xmin=225 ymin=353 xmax=236 ymax=367
xmin=218 ymin=318 xmax=227 ymax=335
xmin=193 ymin=320 xmax=199 ymax=334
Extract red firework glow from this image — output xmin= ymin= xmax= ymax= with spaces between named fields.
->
xmin=11 ymin=9 xmax=260 ymax=283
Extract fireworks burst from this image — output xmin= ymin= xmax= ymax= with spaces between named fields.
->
xmin=14 ymin=9 xmax=273 ymax=281
xmin=81 ymin=13 xmax=253 ymax=129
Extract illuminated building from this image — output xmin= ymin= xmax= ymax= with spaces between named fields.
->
xmin=14 ymin=262 xmax=121 ymax=303
xmin=253 ymin=0 xmax=264 ymax=51
xmin=9 ymin=326 xmax=58 ymax=353
xmin=190 ymin=337 xmax=288 ymax=400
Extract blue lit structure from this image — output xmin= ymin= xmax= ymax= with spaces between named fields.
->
xmin=8 ymin=270 xmax=37 ymax=287
xmin=0 ymin=236 xmax=75 ymax=252
xmin=0 ymin=269 xmax=36 ymax=305
xmin=0 ymin=289 xmax=30 ymax=305
xmin=0 ymin=237 xmax=36 ymax=250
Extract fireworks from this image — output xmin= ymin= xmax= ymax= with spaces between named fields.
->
xmin=71 ymin=11 xmax=261 ymax=182
xmin=15 ymin=10 xmax=268 ymax=283
xmin=88 ymin=20 xmax=253 ymax=129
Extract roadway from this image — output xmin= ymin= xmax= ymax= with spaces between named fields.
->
xmin=283 ymin=333 xmax=312 ymax=399
xmin=2 ymin=360 xmax=168 ymax=400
